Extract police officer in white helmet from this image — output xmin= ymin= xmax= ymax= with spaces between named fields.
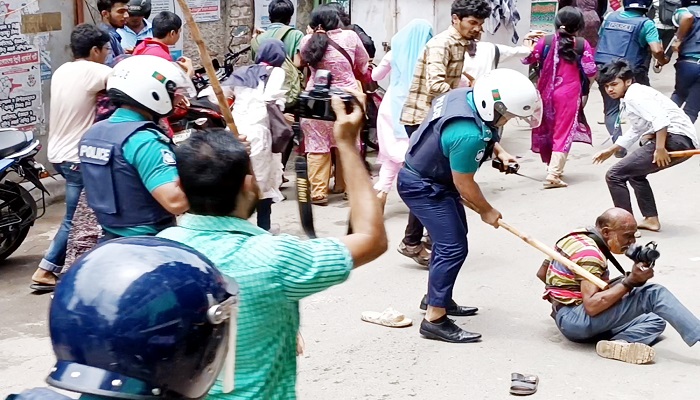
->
xmin=397 ymin=69 xmax=542 ymax=343
xmin=79 ymin=55 xmax=193 ymax=240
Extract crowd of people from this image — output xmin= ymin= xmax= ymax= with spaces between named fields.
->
xmin=10 ymin=0 xmax=700 ymax=398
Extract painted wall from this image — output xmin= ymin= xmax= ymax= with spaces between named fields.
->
xmin=0 ymin=0 xmax=77 ymax=167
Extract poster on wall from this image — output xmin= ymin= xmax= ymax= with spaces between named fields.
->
xmin=530 ymin=0 xmax=558 ymax=33
xmin=187 ymin=0 xmax=221 ymax=22
xmin=150 ymin=0 xmax=184 ymax=59
xmin=0 ymin=1 xmax=43 ymax=130
xmin=255 ymin=0 xmax=298 ymax=29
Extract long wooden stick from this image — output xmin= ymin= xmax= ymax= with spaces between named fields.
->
xmin=460 ymin=198 xmax=608 ymax=290
xmin=669 ymin=149 xmax=700 ymax=158
xmin=176 ymin=0 xmax=238 ymax=136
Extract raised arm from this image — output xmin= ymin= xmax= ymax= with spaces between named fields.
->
xmin=332 ymin=92 xmax=388 ymax=266
xmin=372 ymin=51 xmax=392 ymax=81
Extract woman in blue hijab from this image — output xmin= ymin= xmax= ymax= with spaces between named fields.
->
xmin=372 ymin=19 xmax=433 ymax=211
xmin=228 ymin=38 xmax=288 ymax=231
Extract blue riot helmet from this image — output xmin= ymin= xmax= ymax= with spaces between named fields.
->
xmin=47 ymin=237 xmax=239 ymax=399
xmin=623 ymin=0 xmax=653 ymax=10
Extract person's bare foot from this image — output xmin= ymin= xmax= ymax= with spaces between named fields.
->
xmin=31 ymin=269 xmax=57 ymax=285
xmin=638 ymin=217 xmax=661 ymax=232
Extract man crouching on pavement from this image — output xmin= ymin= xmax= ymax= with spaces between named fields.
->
xmin=538 ymin=208 xmax=700 ymax=364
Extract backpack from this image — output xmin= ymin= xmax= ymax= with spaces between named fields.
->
xmin=530 ymin=35 xmax=590 ymax=95
xmin=657 ymin=0 xmax=682 ymax=26
xmin=252 ymin=26 xmax=303 ymax=109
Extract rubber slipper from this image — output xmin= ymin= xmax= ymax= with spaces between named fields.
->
xmin=361 ymin=307 xmax=412 ymax=328
xmin=30 ymin=272 xmax=60 ymax=293
xmin=510 ymin=373 xmax=538 ymax=396
xmin=30 ymin=282 xmax=56 ymax=293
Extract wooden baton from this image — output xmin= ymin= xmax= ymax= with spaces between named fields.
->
xmin=669 ymin=149 xmax=700 ymax=158
xmin=176 ymin=0 xmax=238 ymax=136
xmin=460 ymin=198 xmax=608 ymax=290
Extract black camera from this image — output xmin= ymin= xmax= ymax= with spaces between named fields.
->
xmin=297 ymin=70 xmax=355 ymax=121
xmin=625 ymin=242 xmax=660 ymax=265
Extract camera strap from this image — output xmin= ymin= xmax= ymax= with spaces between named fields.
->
xmin=565 ymin=230 xmax=627 ymax=276
xmin=327 ymin=38 xmax=354 ymax=69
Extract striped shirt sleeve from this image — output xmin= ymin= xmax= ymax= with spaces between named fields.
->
xmin=559 ymin=235 xmax=607 ymax=280
xmin=273 ymin=236 xmax=354 ymax=301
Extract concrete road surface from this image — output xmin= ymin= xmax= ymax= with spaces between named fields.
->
xmin=1 ymin=67 xmax=699 ymax=399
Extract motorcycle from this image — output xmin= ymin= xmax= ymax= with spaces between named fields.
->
xmin=169 ymin=46 xmax=250 ymax=145
xmin=0 ymin=128 xmax=48 ymax=261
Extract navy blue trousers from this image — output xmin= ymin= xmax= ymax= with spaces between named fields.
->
xmin=397 ymin=168 xmax=468 ymax=308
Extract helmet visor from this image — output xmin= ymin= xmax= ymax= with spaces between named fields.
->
xmin=169 ymin=62 xmax=197 ymax=98
xmin=498 ymin=95 xmax=543 ymax=128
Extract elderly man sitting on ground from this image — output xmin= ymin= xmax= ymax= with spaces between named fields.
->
xmin=538 ymin=208 xmax=700 ymax=364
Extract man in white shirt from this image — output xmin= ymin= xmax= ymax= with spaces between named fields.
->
xmin=460 ymin=33 xmax=534 ymax=87
xmin=30 ymin=24 xmax=113 ymax=292
xmin=593 ymin=60 xmax=698 ymax=235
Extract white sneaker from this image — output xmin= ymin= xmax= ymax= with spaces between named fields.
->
xmin=596 ymin=340 xmax=655 ymax=364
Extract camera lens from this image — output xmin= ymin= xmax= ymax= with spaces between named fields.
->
xmin=641 ymin=248 xmax=660 ymax=263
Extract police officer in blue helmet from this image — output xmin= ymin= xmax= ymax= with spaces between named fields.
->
xmin=8 ymin=237 xmax=239 ymax=399
xmin=595 ymin=0 xmax=669 ymax=152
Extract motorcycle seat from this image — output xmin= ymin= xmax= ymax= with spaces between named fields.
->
xmin=0 ymin=129 xmax=34 ymax=159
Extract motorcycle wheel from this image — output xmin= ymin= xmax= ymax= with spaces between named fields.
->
xmin=0 ymin=183 xmax=36 ymax=261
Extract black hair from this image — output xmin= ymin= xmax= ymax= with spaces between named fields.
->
xmin=597 ymin=60 xmax=636 ymax=86
xmin=451 ymin=0 xmax=492 ymax=20
xmin=152 ymin=11 xmax=182 ymax=39
xmin=174 ymin=129 xmax=251 ymax=216
xmin=97 ymin=0 xmax=127 ymax=13
xmin=71 ymin=24 xmax=111 ymax=59
xmin=268 ymin=0 xmax=295 ymax=25
xmin=301 ymin=5 xmax=342 ymax=68
xmin=326 ymin=2 xmax=351 ymax=27
xmin=554 ymin=6 xmax=585 ymax=62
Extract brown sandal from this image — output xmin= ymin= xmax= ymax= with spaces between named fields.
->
xmin=312 ymin=196 xmax=328 ymax=206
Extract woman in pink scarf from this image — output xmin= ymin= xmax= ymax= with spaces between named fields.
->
xmin=523 ymin=7 xmax=598 ymax=188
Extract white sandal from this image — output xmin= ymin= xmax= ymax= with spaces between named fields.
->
xmin=361 ymin=307 xmax=413 ymax=328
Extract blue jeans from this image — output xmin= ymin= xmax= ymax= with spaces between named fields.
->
xmin=39 ymin=162 xmax=83 ymax=273
xmin=671 ymin=59 xmax=700 ymax=124
xmin=397 ymin=168 xmax=468 ymax=308
xmin=555 ymin=284 xmax=700 ymax=346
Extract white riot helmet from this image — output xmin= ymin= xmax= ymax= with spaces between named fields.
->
xmin=473 ymin=68 xmax=542 ymax=129
xmin=107 ymin=55 xmax=195 ymax=119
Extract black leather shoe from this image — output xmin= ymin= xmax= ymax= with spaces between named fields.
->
xmin=419 ymin=295 xmax=478 ymax=316
xmin=419 ymin=318 xmax=482 ymax=343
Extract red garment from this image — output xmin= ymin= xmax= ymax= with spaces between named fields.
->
xmin=133 ymin=39 xmax=173 ymax=61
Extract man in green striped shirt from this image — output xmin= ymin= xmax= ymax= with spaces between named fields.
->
xmin=158 ymin=93 xmax=387 ymax=399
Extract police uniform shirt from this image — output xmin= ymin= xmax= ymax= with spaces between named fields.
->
xmin=674 ymin=6 xmax=700 ymax=59
xmin=599 ymin=10 xmax=662 ymax=47
xmin=101 ymin=108 xmax=179 ymax=237
xmin=439 ymin=91 xmax=494 ymax=175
